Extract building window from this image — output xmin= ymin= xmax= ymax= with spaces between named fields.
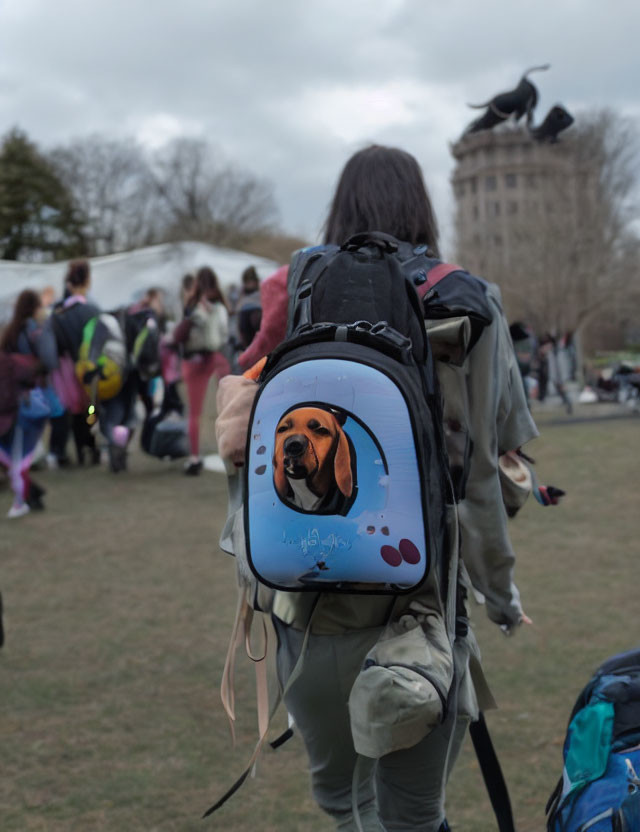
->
xmin=505 ymin=173 xmax=517 ymax=188
xmin=507 ymin=201 xmax=518 ymax=215
xmin=472 ymin=204 xmax=479 ymax=220
xmin=493 ymin=234 xmax=503 ymax=246
xmin=486 ymin=200 xmax=501 ymax=217
xmin=485 ymin=175 xmax=497 ymax=192
xmin=470 ymin=177 xmax=478 ymax=194
xmin=526 ymin=173 xmax=537 ymax=188
xmin=456 ymin=182 xmax=465 ymax=197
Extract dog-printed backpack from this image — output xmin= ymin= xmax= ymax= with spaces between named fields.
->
xmin=244 ymin=232 xmax=453 ymax=594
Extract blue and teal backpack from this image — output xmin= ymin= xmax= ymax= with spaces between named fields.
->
xmin=546 ymin=648 xmax=640 ymax=831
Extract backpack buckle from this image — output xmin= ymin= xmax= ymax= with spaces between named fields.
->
xmin=370 ymin=322 xmax=411 ymax=350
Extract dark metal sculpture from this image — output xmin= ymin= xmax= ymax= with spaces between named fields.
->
xmin=464 ymin=64 xmax=550 ymax=135
xmin=530 ymin=105 xmax=574 ymax=142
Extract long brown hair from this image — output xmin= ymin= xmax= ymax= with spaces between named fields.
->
xmin=192 ymin=266 xmax=228 ymax=311
xmin=323 ymin=144 xmax=440 ymax=255
xmin=0 ymin=289 xmax=42 ymax=352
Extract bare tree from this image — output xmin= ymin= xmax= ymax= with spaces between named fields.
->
xmin=455 ymin=110 xmax=640 ymax=351
xmin=151 ymin=137 xmax=278 ymax=246
xmin=49 ymin=135 xmax=162 ymax=255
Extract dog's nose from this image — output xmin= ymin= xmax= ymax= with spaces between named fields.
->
xmin=283 ymin=435 xmax=308 ymax=458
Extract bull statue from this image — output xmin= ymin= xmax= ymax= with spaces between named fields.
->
xmin=464 ymin=64 xmax=550 ymax=135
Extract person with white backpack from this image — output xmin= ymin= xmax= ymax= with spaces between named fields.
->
xmin=173 ymin=267 xmax=230 ymax=475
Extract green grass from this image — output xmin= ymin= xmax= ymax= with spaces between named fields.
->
xmin=1 ymin=410 xmax=638 ymax=831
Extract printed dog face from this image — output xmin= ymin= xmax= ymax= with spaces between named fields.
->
xmin=273 ymin=407 xmax=353 ymax=511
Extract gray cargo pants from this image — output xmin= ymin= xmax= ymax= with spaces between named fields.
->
xmin=274 ymin=618 xmax=468 ymax=832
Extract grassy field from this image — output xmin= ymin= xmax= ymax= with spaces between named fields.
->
xmin=0 ymin=405 xmax=638 ymax=831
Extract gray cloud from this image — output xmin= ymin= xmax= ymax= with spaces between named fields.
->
xmin=1 ymin=0 xmax=639 ymax=255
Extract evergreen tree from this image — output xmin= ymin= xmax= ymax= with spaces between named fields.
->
xmin=0 ymin=127 xmax=86 ymax=260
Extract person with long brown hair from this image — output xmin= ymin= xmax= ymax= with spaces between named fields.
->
xmin=215 ymin=144 xmax=537 ymax=830
xmin=173 ymin=266 xmax=230 ymax=475
xmin=0 ymin=289 xmax=57 ymax=517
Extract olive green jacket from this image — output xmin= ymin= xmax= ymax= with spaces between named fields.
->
xmin=272 ymin=283 xmax=538 ymax=634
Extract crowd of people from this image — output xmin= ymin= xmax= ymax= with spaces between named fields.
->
xmin=509 ymin=322 xmax=576 ymax=413
xmin=0 ymin=259 xmax=264 ymax=517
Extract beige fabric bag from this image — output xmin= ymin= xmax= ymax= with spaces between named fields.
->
xmin=215 ymin=374 xmax=259 ymax=467
xmin=186 ymin=301 xmax=228 ymax=352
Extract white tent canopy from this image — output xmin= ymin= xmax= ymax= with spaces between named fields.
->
xmin=0 ymin=241 xmax=280 ymax=322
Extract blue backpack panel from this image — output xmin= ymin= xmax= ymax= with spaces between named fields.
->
xmin=246 ymin=357 xmax=428 ymax=591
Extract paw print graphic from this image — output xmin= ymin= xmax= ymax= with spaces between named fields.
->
xmin=379 ymin=538 xmax=421 ymax=567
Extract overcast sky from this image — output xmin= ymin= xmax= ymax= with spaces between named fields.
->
xmin=1 ymin=0 xmax=638 ymax=256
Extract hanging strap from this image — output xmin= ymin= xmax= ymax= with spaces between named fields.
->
xmin=204 ymin=595 xmax=321 ymax=819
xmin=219 ymin=587 xmax=249 ymax=744
xmin=351 ymin=755 xmax=367 ymax=832
xmin=469 ymin=712 xmax=516 ymax=832
xmin=244 ymin=607 xmax=270 ymax=741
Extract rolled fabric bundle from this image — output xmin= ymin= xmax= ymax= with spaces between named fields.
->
xmin=498 ymin=450 xmax=532 ymax=517
xmin=215 ymin=374 xmax=259 ymax=468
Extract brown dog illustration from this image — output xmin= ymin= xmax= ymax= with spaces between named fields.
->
xmin=273 ymin=407 xmax=353 ymax=512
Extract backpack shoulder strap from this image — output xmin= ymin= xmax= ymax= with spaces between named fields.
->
xmin=50 ymin=307 xmax=75 ymax=358
xmin=416 ymin=263 xmax=464 ymax=299
xmin=286 ymin=245 xmax=334 ymax=297
xmin=286 ymin=245 xmax=338 ymax=337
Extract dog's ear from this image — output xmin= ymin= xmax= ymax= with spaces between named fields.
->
xmin=273 ymin=454 xmax=288 ymax=499
xmin=329 ymin=408 xmax=348 ymax=427
xmin=333 ymin=426 xmax=353 ymax=498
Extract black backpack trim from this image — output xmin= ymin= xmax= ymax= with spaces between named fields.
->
xmin=287 ymin=233 xmax=430 ymax=365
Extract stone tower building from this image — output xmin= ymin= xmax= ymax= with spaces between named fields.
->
xmin=450 ymin=111 xmax=640 ymax=354
xmin=450 ymin=126 xmax=581 ymax=285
